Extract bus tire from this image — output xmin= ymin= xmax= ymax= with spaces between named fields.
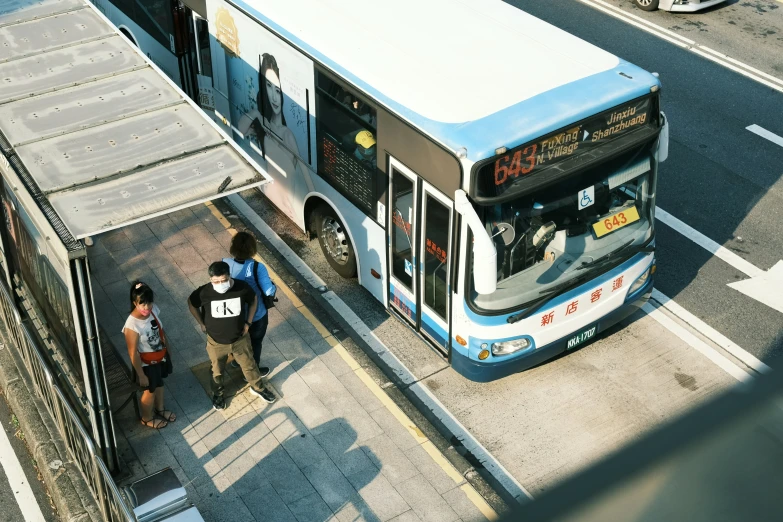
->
xmin=634 ymin=0 xmax=659 ymax=11
xmin=316 ymin=205 xmax=357 ymax=278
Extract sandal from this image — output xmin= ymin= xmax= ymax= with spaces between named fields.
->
xmin=141 ymin=417 xmax=168 ymax=429
xmin=155 ymin=409 xmax=177 ymax=422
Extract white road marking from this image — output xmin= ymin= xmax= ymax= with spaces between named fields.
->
xmin=577 ymin=0 xmax=783 ymax=94
xmin=641 ymin=300 xmax=751 ymax=383
xmin=0 ymin=419 xmax=47 ymax=522
xmin=727 ymin=261 xmax=783 ymax=315
xmin=747 ymin=124 xmax=783 ymax=148
xmin=654 ymin=206 xmax=764 ymax=278
xmin=651 ymin=289 xmax=771 ymax=375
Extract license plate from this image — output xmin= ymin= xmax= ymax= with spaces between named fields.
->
xmin=566 ymin=326 xmax=597 ymax=350
xmin=592 ymin=206 xmax=641 ymax=238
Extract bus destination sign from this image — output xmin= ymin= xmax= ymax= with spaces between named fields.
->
xmin=478 ymin=97 xmax=655 ymax=198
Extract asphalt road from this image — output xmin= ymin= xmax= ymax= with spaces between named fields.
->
xmin=509 ymin=0 xmax=783 ymax=363
xmin=0 ymin=394 xmax=58 ymax=522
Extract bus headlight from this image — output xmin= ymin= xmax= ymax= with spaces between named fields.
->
xmin=628 ymin=266 xmax=653 ymax=296
xmin=491 ymin=338 xmax=531 ymax=356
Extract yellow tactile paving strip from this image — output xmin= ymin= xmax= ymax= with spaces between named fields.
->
xmin=205 ymin=201 xmax=498 ymax=521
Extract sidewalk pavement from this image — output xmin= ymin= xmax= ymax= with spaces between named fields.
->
xmin=87 ymin=203 xmax=496 ymax=522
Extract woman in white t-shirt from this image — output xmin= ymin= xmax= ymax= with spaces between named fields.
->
xmin=123 ymin=282 xmax=175 ymax=429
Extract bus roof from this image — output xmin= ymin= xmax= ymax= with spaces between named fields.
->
xmin=0 ymin=0 xmax=271 ymax=246
xmin=228 ymin=0 xmax=660 ymax=161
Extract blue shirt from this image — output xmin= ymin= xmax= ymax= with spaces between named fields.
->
xmin=223 ymin=258 xmax=276 ymax=322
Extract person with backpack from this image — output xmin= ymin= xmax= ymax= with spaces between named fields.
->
xmin=223 ymin=231 xmax=277 ymax=377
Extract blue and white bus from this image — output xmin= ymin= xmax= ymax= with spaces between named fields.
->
xmin=94 ymin=0 xmax=669 ymax=381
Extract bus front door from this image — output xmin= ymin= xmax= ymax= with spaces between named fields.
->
xmin=388 ymin=157 xmax=453 ymax=355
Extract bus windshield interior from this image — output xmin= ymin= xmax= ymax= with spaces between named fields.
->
xmin=471 ymin=145 xmax=655 ymax=312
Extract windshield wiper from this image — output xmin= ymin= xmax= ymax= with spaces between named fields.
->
xmin=507 ymin=240 xmax=654 ymax=324
xmin=576 ymin=240 xmax=654 ymax=271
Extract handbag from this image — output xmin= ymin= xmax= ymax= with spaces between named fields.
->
xmin=253 ymin=260 xmax=278 ymax=309
xmin=139 ymin=310 xmax=168 ymax=365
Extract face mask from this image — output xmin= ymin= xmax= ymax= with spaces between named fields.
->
xmin=212 ymin=281 xmax=231 ymax=294
xmin=137 ymin=307 xmax=151 ymax=317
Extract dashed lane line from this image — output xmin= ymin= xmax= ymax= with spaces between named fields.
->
xmin=747 ymin=124 xmax=783 ymax=148
xmin=205 ymin=201 xmax=500 ymax=520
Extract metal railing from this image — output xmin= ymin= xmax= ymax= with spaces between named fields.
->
xmin=0 ymin=278 xmax=136 ymax=522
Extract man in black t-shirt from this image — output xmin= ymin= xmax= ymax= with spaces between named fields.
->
xmin=188 ymin=261 xmax=277 ymax=409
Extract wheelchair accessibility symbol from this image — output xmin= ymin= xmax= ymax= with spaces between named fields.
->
xmin=578 ymin=186 xmax=595 ymax=210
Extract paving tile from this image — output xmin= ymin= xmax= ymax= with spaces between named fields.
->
xmin=170 ymin=439 xmax=213 ymax=491
xmin=360 ymin=434 xmax=418 ymax=486
xmin=218 ymin=447 xmax=270 ymax=496
xmin=168 ymin=242 xmax=210 ymax=275
xmin=346 ymin=466 xmax=410 ymax=522
xmin=394 ymin=475 xmax=459 ymax=522
xmin=127 ymin=431 xmax=179 ymax=474
xmin=286 ymin=310 xmax=327 ymax=346
xmin=97 ymin=229 xmax=132 ymax=252
xmin=332 ymin=495 xmax=381 ymax=522
xmin=109 ymin=245 xmax=142 ymax=267
xmin=132 ymin=238 xmax=177 ymax=269
xmin=389 ymin=511 xmax=423 ymax=522
xmin=338 ymin=370 xmax=385 ymax=414
xmin=441 ymin=486 xmax=489 ymax=522
xmin=288 ymin=492 xmax=338 ymax=522
xmin=214 ymin=229 xmax=234 ymax=249
xmin=169 ymin=208 xmax=202 ymax=230
xmin=122 ymin=222 xmax=154 ymax=243
xmin=328 ymin=395 xmax=384 ymax=444
xmin=241 ymin=482 xmax=298 ymax=522
xmin=313 ymin=422 xmax=375 ymax=478
xmin=264 ymin=408 xmax=329 ymax=469
xmin=181 ymin=223 xmax=224 ymax=252
xmin=200 ymin=490 xmax=255 ymax=522
xmin=259 ymin=445 xmax=317 ymax=504
xmin=318 ymin=349 xmax=355 ymax=377
xmin=284 ymin=391 xmax=335 ymax=436
xmin=151 ymin=262 xmax=198 ymax=309
xmin=297 ymin=359 xmax=349 ymax=404
xmin=273 ymin=334 xmax=318 ymax=370
xmin=268 ymin=361 xmax=312 ymax=400
xmin=199 ymin=246 xmax=229 ymax=268
xmin=187 ymin=270 xmax=211 ymax=288
xmin=149 ymin=218 xmax=189 ymax=249
xmin=301 ymin=458 xmax=359 ymax=513
xmin=403 ymin=444 xmax=463 ymax=495
xmin=369 ymin=407 xmax=421 ymax=452
xmin=90 ymin=253 xmax=126 ymax=286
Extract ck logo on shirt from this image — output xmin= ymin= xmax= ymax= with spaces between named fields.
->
xmin=210 ymin=297 xmax=241 ymax=318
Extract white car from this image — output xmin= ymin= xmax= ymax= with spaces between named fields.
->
xmin=635 ymin=0 xmax=727 ymax=12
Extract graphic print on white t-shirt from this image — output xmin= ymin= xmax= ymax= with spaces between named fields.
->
xmin=211 ymin=297 xmax=242 ymax=318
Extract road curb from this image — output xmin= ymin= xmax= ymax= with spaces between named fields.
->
xmin=0 ymin=329 xmax=101 ymax=521
xmin=226 ymin=193 xmax=532 ymax=507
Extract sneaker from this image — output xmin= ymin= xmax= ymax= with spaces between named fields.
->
xmin=249 ymin=386 xmax=277 ymax=404
xmin=212 ymin=394 xmax=226 ymax=410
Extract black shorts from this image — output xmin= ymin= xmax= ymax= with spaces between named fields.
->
xmin=141 ymin=356 xmax=172 ymax=392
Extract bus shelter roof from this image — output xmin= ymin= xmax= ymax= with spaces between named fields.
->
xmin=0 ymin=0 xmax=271 ymax=247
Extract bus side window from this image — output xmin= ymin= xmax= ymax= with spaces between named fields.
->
xmin=315 ymin=72 xmax=379 ymax=216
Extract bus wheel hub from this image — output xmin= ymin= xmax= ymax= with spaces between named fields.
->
xmin=321 ymin=217 xmax=349 ymax=265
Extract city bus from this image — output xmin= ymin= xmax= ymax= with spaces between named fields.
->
xmin=93 ymin=0 xmax=669 ymax=381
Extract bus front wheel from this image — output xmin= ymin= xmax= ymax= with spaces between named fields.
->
xmin=634 ymin=0 xmax=659 ymax=11
xmin=316 ymin=205 xmax=357 ymax=278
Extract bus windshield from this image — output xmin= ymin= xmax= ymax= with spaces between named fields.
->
xmin=471 ymin=143 xmax=655 ymax=313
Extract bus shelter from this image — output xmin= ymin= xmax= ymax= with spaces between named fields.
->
xmin=0 ymin=0 xmax=271 ymax=481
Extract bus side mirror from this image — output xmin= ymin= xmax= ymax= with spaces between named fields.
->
xmin=454 ymin=190 xmax=497 ymax=295
xmin=657 ymin=112 xmax=669 ymax=163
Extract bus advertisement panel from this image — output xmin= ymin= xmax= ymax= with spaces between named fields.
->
xmin=209 ymin=0 xmax=317 ymax=224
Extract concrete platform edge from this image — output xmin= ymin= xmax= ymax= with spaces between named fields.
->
xmin=0 ymin=327 xmax=100 ymax=522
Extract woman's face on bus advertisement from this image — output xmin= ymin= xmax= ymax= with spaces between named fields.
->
xmin=264 ymin=68 xmax=282 ymax=117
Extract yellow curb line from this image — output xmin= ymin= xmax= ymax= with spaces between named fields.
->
xmin=205 ymin=202 xmax=498 ymax=521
